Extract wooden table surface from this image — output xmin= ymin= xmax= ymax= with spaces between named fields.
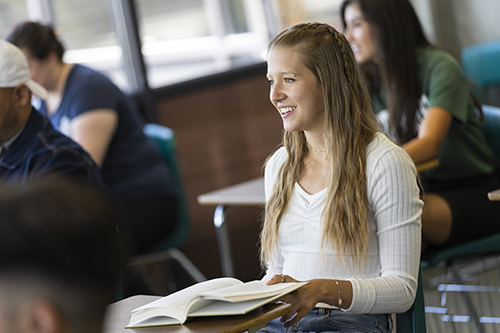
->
xmin=488 ymin=188 xmax=500 ymax=201
xmin=197 ymin=177 xmax=265 ymax=206
xmin=104 ymin=295 xmax=291 ymax=333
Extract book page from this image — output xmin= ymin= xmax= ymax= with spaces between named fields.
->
xmin=200 ymin=281 xmax=307 ymax=302
xmin=189 ymin=296 xmax=272 ymax=317
xmin=127 ymin=277 xmax=243 ymax=327
xmin=191 ymin=282 xmax=307 ymax=317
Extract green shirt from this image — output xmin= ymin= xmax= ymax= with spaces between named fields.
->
xmin=372 ymin=47 xmax=498 ymax=181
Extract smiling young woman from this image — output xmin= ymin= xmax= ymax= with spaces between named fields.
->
xmin=257 ymin=22 xmax=423 ymax=333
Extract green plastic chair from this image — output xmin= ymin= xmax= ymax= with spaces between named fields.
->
xmin=128 ymin=124 xmax=206 ymax=293
xmin=142 ymin=123 xmax=189 ymax=251
xmin=482 ymin=105 xmax=500 ymax=159
xmin=461 ymin=41 xmax=500 ymax=104
xmin=421 ymin=105 xmax=500 ymax=332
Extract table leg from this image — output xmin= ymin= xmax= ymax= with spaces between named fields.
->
xmin=214 ymin=204 xmax=234 ymax=277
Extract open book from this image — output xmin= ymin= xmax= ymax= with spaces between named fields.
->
xmin=126 ymin=277 xmax=308 ymax=328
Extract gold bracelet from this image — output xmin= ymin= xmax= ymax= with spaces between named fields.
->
xmin=335 ymin=279 xmax=343 ymax=307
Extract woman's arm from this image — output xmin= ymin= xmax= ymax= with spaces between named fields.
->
xmin=402 ymin=106 xmax=452 ymax=164
xmin=362 ymin=144 xmax=423 ymax=313
xmin=69 ymin=109 xmax=118 ymax=167
xmin=340 ymin=142 xmax=423 ymax=314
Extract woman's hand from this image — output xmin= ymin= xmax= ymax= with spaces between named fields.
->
xmin=266 ymin=274 xmax=325 ymax=328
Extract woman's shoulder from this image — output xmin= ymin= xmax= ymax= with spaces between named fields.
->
xmin=367 ymin=132 xmax=398 ymax=153
xmin=366 ymin=133 xmax=413 ymax=167
xmin=263 ymin=146 xmax=286 ymax=197
xmin=419 ymin=46 xmax=456 ymax=61
xmin=67 ymin=64 xmax=119 ymax=93
xmin=71 ymin=64 xmax=106 ymax=79
xmin=365 ymin=134 xmax=417 ymax=193
xmin=266 ymin=146 xmax=287 ymax=169
xmin=63 ymin=64 xmax=126 ymax=111
xmin=418 ymin=46 xmax=462 ymax=74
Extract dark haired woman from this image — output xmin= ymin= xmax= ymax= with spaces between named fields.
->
xmin=341 ymin=0 xmax=500 ymax=249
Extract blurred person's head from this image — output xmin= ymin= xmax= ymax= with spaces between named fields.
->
xmin=0 ymin=40 xmax=47 ymax=145
xmin=0 ymin=175 xmax=123 ymax=333
xmin=341 ymin=0 xmax=429 ymax=65
xmin=6 ymin=21 xmax=65 ymax=91
xmin=340 ymin=0 xmax=430 ymax=143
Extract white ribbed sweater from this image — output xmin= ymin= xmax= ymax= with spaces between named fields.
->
xmin=262 ymin=133 xmax=423 ymax=313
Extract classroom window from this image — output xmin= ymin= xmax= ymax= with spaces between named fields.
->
xmin=136 ymin=0 xmax=270 ymax=88
xmin=0 ymin=0 xmax=29 ymax=39
xmin=5 ymin=0 xmax=344 ymax=93
xmin=50 ymin=0 xmax=125 ymax=89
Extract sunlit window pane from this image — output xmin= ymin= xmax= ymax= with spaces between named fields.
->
xmin=272 ymin=0 xmax=344 ymax=31
xmin=0 ymin=0 xmax=29 ymax=39
xmin=50 ymin=0 xmax=127 ymax=90
xmin=137 ymin=0 xmax=268 ymax=88
xmin=302 ymin=0 xmax=344 ymax=29
xmin=138 ymin=0 xmax=209 ymax=40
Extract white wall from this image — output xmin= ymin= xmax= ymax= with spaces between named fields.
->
xmin=411 ymin=0 xmax=500 ymax=59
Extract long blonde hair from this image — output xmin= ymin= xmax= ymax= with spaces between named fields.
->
xmin=260 ymin=23 xmax=378 ymax=268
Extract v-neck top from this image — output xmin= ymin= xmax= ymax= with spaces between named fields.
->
xmin=262 ymin=133 xmax=423 ymax=314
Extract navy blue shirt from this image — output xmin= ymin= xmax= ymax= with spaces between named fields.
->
xmin=0 ymin=109 xmax=103 ymax=188
xmin=39 ymin=64 xmax=176 ymax=199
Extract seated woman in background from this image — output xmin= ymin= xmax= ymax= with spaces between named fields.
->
xmin=6 ymin=22 xmax=178 ymax=256
xmin=258 ymin=22 xmax=422 ymax=332
xmin=341 ymin=0 xmax=500 ymax=249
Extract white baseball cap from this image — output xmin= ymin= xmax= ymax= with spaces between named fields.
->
xmin=0 ymin=40 xmax=48 ymax=100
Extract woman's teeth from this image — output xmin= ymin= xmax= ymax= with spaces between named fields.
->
xmin=280 ymin=107 xmax=295 ymax=115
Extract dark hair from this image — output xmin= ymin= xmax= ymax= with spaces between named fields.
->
xmin=341 ymin=0 xmax=430 ymax=143
xmin=6 ymin=21 xmax=65 ymax=61
xmin=0 ymin=176 xmax=123 ymax=318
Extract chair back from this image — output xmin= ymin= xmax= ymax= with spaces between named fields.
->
xmin=461 ymin=41 xmax=500 ymax=102
xmin=482 ymin=105 xmax=500 ymax=160
xmin=396 ymin=269 xmax=427 ymax=332
xmin=142 ymin=123 xmax=190 ymax=252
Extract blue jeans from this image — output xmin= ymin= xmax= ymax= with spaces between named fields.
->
xmin=256 ymin=308 xmax=392 ymax=333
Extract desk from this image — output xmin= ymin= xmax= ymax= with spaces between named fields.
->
xmin=488 ymin=188 xmax=500 ymax=201
xmin=416 ymin=159 xmax=439 ymax=172
xmin=197 ymin=178 xmax=265 ymax=277
xmin=103 ymin=295 xmax=291 ymax=333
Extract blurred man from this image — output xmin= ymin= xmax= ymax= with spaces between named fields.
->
xmin=0 ymin=176 xmax=124 ymax=333
xmin=0 ymin=40 xmax=102 ymax=187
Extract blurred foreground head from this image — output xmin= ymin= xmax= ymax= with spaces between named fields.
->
xmin=0 ymin=176 xmax=123 ymax=333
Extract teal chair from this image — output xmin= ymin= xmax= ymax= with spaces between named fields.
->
xmin=421 ymin=105 xmax=500 ymax=332
xmin=482 ymin=105 xmax=500 ymax=158
xmin=461 ymin=41 xmax=500 ymax=105
xmin=396 ymin=269 xmax=427 ymax=332
xmin=128 ymin=124 xmax=206 ymax=293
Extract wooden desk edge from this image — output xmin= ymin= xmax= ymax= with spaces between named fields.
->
xmin=197 ymin=197 xmax=265 ymax=206
xmin=197 ymin=178 xmax=265 ymax=206
xmin=488 ymin=188 xmax=500 ymax=201
xmin=416 ymin=159 xmax=439 ymax=173
xmin=219 ymin=303 xmax=292 ymax=333
xmin=105 ymin=296 xmax=291 ymax=333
